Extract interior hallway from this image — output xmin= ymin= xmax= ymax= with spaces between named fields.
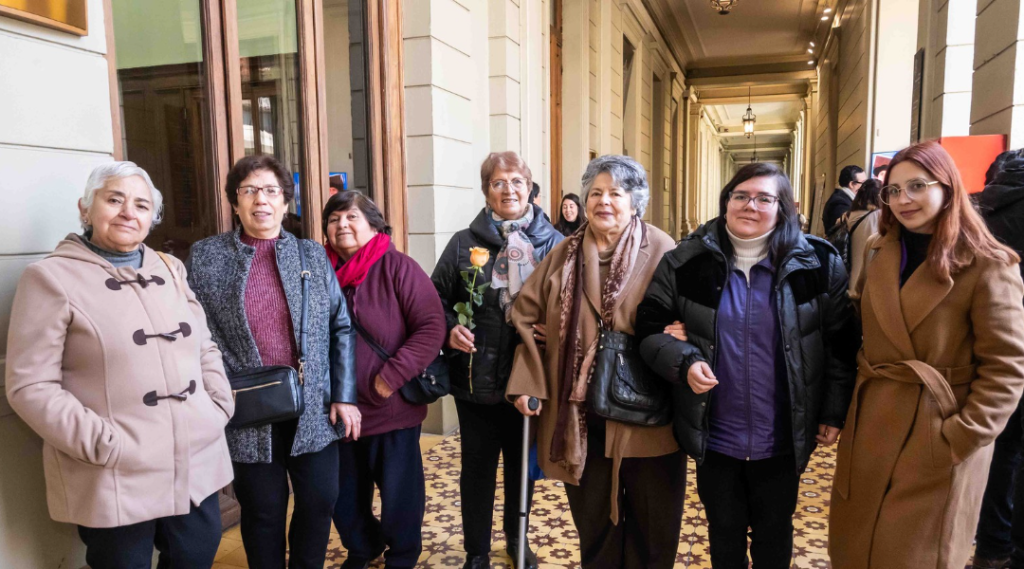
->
xmin=211 ymin=432 xmax=840 ymax=568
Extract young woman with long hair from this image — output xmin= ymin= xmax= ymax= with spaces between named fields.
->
xmin=829 ymin=141 xmax=1024 ymax=569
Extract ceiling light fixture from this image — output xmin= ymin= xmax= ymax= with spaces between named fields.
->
xmin=808 ymin=48 xmax=814 ymax=53
xmin=742 ymin=87 xmax=756 ymax=138
xmin=808 ymin=60 xmax=815 ymax=65
xmin=824 ymin=7 xmax=832 ymax=13
xmin=710 ymin=0 xmax=738 ymax=15
xmin=810 ymin=41 xmax=816 ymax=47
xmin=821 ymin=15 xmax=829 ymax=20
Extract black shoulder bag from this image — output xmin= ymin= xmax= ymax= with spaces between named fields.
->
xmin=587 ymin=324 xmax=672 ymax=427
xmin=226 ymin=242 xmax=309 ymax=429
xmin=350 ymin=318 xmax=450 ymax=405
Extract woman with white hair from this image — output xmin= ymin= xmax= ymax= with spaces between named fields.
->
xmin=508 ymin=155 xmax=684 ymax=568
xmin=4 ymin=161 xmax=235 ymax=568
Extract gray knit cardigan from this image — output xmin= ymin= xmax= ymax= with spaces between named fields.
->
xmin=186 ymin=228 xmax=357 ymax=463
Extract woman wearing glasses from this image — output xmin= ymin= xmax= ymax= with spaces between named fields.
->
xmin=431 ymin=151 xmax=562 ymax=569
xmin=187 ymin=155 xmax=360 ymax=569
xmin=828 ymin=141 xmax=1024 ymax=569
xmin=636 ymin=162 xmax=858 ymax=568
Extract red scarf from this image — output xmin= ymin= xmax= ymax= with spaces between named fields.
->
xmin=325 ymin=233 xmax=391 ymax=289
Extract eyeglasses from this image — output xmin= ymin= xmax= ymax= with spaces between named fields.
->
xmin=728 ymin=191 xmax=779 ymax=210
xmin=880 ymin=178 xmax=941 ymax=205
xmin=489 ymin=178 xmax=527 ymax=192
xmin=237 ymin=185 xmax=283 ymax=198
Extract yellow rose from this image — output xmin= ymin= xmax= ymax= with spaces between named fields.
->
xmin=469 ymin=247 xmax=490 ymax=268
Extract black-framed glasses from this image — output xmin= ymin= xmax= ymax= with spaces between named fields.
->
xmin=880 ymin=178 xmax=940 ymax=205
xmin=729 ymin=191 xmax=778 ymax=210
xmin=237 ymin=185 xmax=284 ymax=198
xmin=489 ymin=178 xmax=527 ymax=192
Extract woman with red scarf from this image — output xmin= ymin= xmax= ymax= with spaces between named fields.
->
xmin=322 ymin=192 xmax=446 ymax=569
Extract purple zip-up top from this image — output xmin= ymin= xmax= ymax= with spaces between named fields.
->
xmin=707 ymin=229 xmax=792 ymax=461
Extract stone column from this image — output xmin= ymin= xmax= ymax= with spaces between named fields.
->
xmin=970 ymin=0 xmax=1024 ymax=146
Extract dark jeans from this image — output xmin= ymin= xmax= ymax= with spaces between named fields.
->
xmin=562 ymin=423 xmax=686 ymax=569
xmin=975 ymin=404 xmax=1024 ymax=563
xmin=455 ymin=398 xmax=535 ymax=557
xmin=78 ymin=491 xmax=221 ymax=569
xmin=695 ymin=450 xmax=800 ymax=569
xmin=334 ymin=425 xmax=426 ymax=568
xmin=232 ymin=419 xmax=340 ymax=569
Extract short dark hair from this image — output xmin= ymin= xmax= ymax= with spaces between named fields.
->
xmin=872 ymin=164 xmax=888 ymax=177
xmin=225 ymin=155 xmax=295 ymax=207
xmin=851 ymin=179 xmax=882 ymax=211
xmin=321 ymin=191 xmax=392 ymax=236
xmin=718 ymin=162 xmax=802 ymax=271
xmin=529 ymin=182 xmax=541 ymax=202
xmin=984 ymin=149 xmax=1024 ymax=186
xmin=838 ymin=165 xmax=866 ymax=188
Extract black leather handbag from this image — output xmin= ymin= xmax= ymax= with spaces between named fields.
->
xmin=351 ymin=318 xmax=450 ymax=405
xmin=227 ymin=243 xmax=310 ymax=429
xmin=587 ymin=328 xmax=671 ymax=427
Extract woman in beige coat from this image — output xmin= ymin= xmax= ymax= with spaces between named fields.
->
xmin=5 ymin=162 xmax=234 ymax=569
xmin=509 ymin=155 xmax=683 ymax=569
xmin=829 ymin=141 xmax=1024 ymax=569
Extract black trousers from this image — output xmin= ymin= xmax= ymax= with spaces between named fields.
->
xmin=455 ymin=398 xmax=535 ymax=557
xmin=695 ymin=450 xmax=801 ymax=569
xmin=232 ymin=419 xmax=340 ymax=569
xmin=975 ymin=403 xmax=1024 ymax=563
xmin=78 ymin=491 xmax=221 ymax=569
xmin=334 ymin=425 xmax=426 ymax=568
xmin=563 ymin=424 xmax=686 ymax=569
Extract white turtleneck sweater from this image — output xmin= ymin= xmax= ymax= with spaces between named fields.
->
xmin=726 ymin=225 xmax=772 ymax=283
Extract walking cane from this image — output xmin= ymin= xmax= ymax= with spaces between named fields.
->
xmin=518 ymin=397 xmax=538 ymax=569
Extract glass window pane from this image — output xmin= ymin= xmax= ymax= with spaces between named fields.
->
xmin=111 ymin=0 xmax=216 ymax=258
xmin=323 ymin=0 xmax=373 ymax=196
xmin=237 ymin=0 xmax=305 ymax=235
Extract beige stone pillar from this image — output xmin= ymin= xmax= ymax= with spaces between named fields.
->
xmin=970 ymin=0 xmax=1024 ymax=146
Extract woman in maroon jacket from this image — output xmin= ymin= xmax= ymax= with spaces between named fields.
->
xmin=323 ymin=192 xmax=446 ymax=569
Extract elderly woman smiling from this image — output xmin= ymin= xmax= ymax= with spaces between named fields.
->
xmin=431 ymin=151 xmax=562 ymax=568
xmin=187 ymin=155 xmax=359 ymax=569
xmin=5 ymin=162 xmax=234 ymax=568
xmin=507 ymin=155 xmax=683 ymax=569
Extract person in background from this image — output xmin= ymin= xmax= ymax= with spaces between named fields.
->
xmin=972 ymin=148 xmax=1024 ymax=569
xmin=846 ymin=179 xmax=883 ymax=299
xmin=5 ymin=162 xmax=234 ymax=568
xmin=510 ymin=155 xmax=684 ymax=569
xmin=431 ymin=151 xmax=562 ymax=569
xmin=637 ymin=162 xmax=858 ymax=569
xmin=530 ymin=182 xmax=551 ymax=223
xmin=554 ymin=193 xmax=586 ymax=236
xmin=829 ymin=141 xmax=1024 ymax=569
xmin=323 ymin=192 xmax=446 ymax=569
xmin=187 ymin=155 xmax=360 ymax=569
xmin=873 ymin=164 xmax=888 ymax=181
xmin=823 ymin=165 xmax=867 ymax=230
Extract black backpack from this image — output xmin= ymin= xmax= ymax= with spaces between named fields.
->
xmin=825 ymin=218 xmax=852 ymax=267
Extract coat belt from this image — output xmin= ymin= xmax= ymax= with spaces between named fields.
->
xmin=834 ymin=352 xmax=976 ymax=499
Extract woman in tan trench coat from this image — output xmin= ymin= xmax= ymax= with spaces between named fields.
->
xmin=508 ymin=155 xmax=684 ymax=569
xmin=829 ymin=141 xmax=1024 ymax=569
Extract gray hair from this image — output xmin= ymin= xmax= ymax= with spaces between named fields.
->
xmin=580 ymin=155 xmax=650 ymax=218
xmin=81 ymin=161 xmax=164 ymax=230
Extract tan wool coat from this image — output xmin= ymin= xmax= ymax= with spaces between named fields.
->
xmin=829 ymin=228 xmax=1024 ymax=569
xmin=5 ymin=235 xmax=234 ymax=528
xmin=506 ymin=223 xmax=678 ymax=521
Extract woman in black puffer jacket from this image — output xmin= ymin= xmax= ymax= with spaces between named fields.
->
xmin=431 ymin=151 xmax=562 ymax=569
xmin=636 ymin=163 xmax=859 ymax=568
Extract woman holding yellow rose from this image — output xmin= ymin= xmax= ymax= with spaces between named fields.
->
xmin=431 ymin=151 xmax=562 ymax=569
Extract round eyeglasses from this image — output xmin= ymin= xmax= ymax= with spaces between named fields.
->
xmin=880 ymin=179 xmax=940 ymax=205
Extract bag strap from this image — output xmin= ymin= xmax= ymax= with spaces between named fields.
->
xmin=298 ymin=241 xmax=310 ymax=383
xmin=156 ymin=251 xmax=186 ymax=296
xmin=845 ymin=210 xmax=876 ymax=262
xmin=351 ymin=316 xmax=392 ymax=362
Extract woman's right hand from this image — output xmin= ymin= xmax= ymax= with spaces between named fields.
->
xmin=448 ymin=325 xmax=476 ymax=353
xmin=687 ymin=361 xmax=718 ymax=394
xmin=515 ymin=395 xmax=542 ymax=416
xmin=664 ymin=321 xmax=687 ymax=342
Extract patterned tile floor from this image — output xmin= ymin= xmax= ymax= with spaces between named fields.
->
xmin=212 ymin=431 xmax=942 ymax=568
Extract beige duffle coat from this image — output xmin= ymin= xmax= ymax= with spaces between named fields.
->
xmin=5 ymin=235 xmax=234 ymax=528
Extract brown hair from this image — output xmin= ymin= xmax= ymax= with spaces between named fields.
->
xmin=880 ymin=141 xmax=1018 ymax=280
xmin=225 ymin=155 xmax=296 ymax=207
xmin=479 ymin=151 xmax=532 ymax=197
xmin=321 ymin=191 xmax=392 ymax=236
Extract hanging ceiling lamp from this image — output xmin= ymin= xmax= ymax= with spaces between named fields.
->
xmin=742 ymin=87 xmax=756 ymax=138
xmin=711 ymin=0 xmax=738 ymax=15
